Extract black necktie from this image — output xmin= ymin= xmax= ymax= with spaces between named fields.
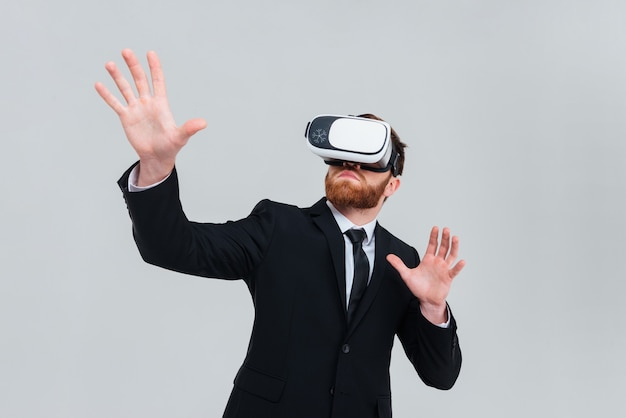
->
xmin=345 ymin=228 xmax=369 ymax=324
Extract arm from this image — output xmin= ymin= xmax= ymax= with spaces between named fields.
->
xmin=388 ymin=227 xmax=465 ymax=388
xmin=99 ymin=49 xmax=270 ymax=279
xmin=396 ymin=298 xmax=462 ymax=390
xmin=118 ymin=163 xmax=275 ymax=279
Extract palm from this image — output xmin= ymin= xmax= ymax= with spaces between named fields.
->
xmin=408 ymin=253 xmax=455 ymax=304
xmin=118 ymin=94 xmax=181 ymax=160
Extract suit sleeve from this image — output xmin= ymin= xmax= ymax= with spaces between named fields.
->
xmin=117 ymin=163 xmax=274 ymax=280
xmin=396 ymin=249 xmax=462 ymax=390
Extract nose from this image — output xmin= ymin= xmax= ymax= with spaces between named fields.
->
xmin=343 ymin=161 xmax=361 ymax=169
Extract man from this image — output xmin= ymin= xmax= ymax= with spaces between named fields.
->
xmin=96 ymin=49 xmax=465 ymax=418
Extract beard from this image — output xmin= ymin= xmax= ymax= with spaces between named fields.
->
xmin=325 ymin=170 xmax=389 ymax=209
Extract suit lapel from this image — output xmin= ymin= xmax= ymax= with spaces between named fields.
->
xmin=310 ymin=198 xmax=348 ymax=322
xmin=346 ymin=223 xmax=390 ymax=336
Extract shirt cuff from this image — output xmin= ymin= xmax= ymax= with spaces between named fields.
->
xmin=436 ymin=305 xmax=452 ymax=328
xmin=127 ymin=165 xmax=171 ymax=192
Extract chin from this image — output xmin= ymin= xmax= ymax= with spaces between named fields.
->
xmin=326 ymin=182 xmax=379 ymax=209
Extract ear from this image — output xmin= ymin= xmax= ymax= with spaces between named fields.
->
xmin=383 ymin=177 xmax=401 ymax=198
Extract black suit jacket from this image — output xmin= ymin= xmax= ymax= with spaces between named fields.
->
xmin=118 ymin=164 xmax=461 ymax=418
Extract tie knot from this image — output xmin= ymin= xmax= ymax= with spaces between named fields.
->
xmin=345 ymin=228 xmax=366 ymax=245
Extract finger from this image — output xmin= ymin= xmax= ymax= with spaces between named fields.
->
xmin=449 ymin=259 xmax=466 ymax=279
xmin=122 ymin=48 xmax=151 ymax=98
xmin=180 ymin=118 xmax=208 ymax=139
xmin=105 ymin=61 xmax=137 ymax=104
xmin=94 ymin=82 xmax=125 ymax=114
xmin=425 ymin=226 xmax=439 ymax=256
xmin=147 ymin=50 xmax=167 ymax=97
xmin=436 ymin=227 xmax=451 ymax=258
xmin=446 ymin=235 xmax=460 ymax=266
xmin=386 ymin=254 xmax=411 ymax=278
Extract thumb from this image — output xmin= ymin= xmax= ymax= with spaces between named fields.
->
xmin=180 ymin=118 xmax=207 ymax=139
xmin=386 ymin=254 xmax=410 ymax=277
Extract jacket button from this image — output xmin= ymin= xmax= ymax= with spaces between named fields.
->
xmin=330 ymin=386 xmax=334 ymax=395
xmin=342 ymin=344 xmax=350 ymax=354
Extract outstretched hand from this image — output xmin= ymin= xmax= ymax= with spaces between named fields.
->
xmin=387 ymin=226 xmax=465 ymax=324
xmin=95 ymin=49 xmax=207 ymax=186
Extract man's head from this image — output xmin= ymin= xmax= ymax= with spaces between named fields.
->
xmin=325 ymin=113 xmax=406 ymax=210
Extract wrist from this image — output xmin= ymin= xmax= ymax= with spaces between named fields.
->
xmin=136 ymin=158 xmax=175 ymax=187
xmin=419 ymin=301 xmax=447 ymax=324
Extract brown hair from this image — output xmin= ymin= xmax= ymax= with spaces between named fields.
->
xmin=357 ymin=113 xmax=407 ymax=176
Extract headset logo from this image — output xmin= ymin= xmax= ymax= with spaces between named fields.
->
xmin=311 ymin=129 xmax=327 ymax=144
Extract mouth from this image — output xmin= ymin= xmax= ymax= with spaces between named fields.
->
xmin=337 ymin=169 xmax=361 ymax=181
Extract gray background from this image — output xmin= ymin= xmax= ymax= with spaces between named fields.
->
xmin=1 ymin=0 xmax=625 ymax=417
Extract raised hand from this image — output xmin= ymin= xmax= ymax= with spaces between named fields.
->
xmin=386 ymin=226 xmax=465 ymax=324
xmin=95 ymin=49 xmax=207 ymax=186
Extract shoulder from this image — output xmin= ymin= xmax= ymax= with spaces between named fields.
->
xmin=376 ymin=223 xmax=414 ymax=251
xmin=376 ymin=223 xmax=420 ymax=267
xmin=247 ymin=197 xmax=334 ymax=235
xmin=250 ymin=197 xmax=326 ymax=217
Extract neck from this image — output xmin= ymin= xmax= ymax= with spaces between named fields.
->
xmin=331 ymin=201 xmax=383 ymax=226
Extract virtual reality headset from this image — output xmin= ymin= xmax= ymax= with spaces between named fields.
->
xmin=305 ymin=114 xmax=399 ymax=176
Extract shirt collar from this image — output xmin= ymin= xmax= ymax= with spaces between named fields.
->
xmin=326 ymin=201 xmax=377 ymax=245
